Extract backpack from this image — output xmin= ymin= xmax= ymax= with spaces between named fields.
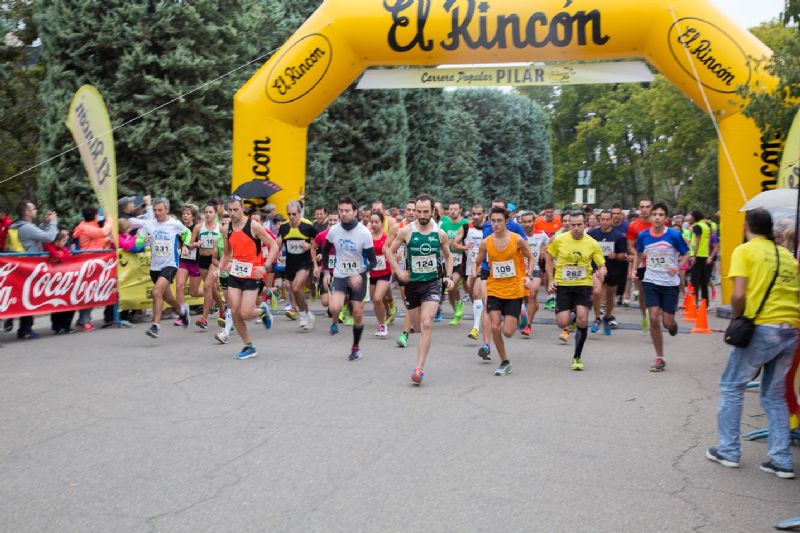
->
xmin=5 ymin=226 xmax=24 ymax=253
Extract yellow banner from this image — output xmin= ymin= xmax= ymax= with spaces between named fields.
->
xmin=778 ymin=109 xmax=800 ymax=190
xmin=117 ymin=250 xmax=204 ymax=311
xmin=66 ymin=85 xmax=119 ymax=240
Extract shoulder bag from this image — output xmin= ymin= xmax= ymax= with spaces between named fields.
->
xmin=724 ymin=244 xmax=780 ymax=348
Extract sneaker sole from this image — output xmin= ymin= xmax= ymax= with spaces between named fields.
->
xmin=759 ymin=465 xmax=795 ymax=479
xmin=478 ymin=348 xmax=491 ymax=361
xmin=705 ymin=449 xmax=740 ymax=468
xmin=145 ymin=331 xmax=159 ymax=339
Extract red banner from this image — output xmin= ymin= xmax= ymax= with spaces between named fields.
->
xmin=0 ymin=251 xmax=118 ymax=318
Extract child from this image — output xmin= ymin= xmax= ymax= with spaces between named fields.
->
xmin=45 ymin=229 xmax=76 ymax=334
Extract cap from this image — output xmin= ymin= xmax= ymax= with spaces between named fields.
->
xmin=507 ymin=203 xmax=516 ymax=212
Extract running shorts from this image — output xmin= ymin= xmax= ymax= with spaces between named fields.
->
xmin=642 ymin=282 xmax=679 ymax=314
xmin=178 ymin=260 xmax=200 ymax=278
xmin=486 ymin=296 xmax=523 ymax=318
xmin=150 ymin=267 xmax=178 ymax=284
xmin=198 ymin=254 xmax=213 ymax=270
xmin=286 ymin=261 xmax=313 ymax=282
xmin=370 ymin=273 xmax=392 ymax=286
xmin=480 ymin=269 xmax=490 ymax=281
xmin=332 ymin=273 xmax=368 ymax=302
xmin=555 ymin=285 xmax=593 ymax=313
xmin=227 ymin=276 xmax=263 ymax=292
xmin=404 ymin=279 xmax=442 ymax=310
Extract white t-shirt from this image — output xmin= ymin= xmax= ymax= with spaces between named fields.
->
xmin=464 ymin=225 xmax=484 ymax=272
xmin=326 ymin=222 xmax=374 ymax=278
xmin=138 ymin=215 xmax=190 ymax=272
xmin=526 ymin=231 xmax=549 ymax=267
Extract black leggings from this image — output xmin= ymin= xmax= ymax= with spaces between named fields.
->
xmin=690 ymin=259 xmax=711 ymax=303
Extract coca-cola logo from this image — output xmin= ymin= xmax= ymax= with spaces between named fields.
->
xmin=20 ymin=258 xmax=117 ymax=311
xmin=0 ymin=263 xmax=20 ymax=313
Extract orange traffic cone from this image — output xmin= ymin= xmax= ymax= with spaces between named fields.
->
xmin=680 ymin=283 xmax=694 ymax=310
xmin=691 ymin=300 xmax=712 ymax=334
xmin=682 ymin=292 xmax=697 ymax=322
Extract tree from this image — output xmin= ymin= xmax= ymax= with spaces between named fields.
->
xmin=35 ymin=0 xmax=284 ymax=222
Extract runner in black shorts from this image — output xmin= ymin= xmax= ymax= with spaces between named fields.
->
xmin=277 ymin=200 xmax=318 ymax=330
xmin=588 ymin=210 xmax=627 ymax=335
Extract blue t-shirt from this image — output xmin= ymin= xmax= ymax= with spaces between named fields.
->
xmin=636 ymin=227 xmax=689 ymax=286
xmin=481 ymin=219 xmax=527 ymax=271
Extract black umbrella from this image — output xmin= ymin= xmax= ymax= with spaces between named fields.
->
xmin=232 ymin=179 xmax=282 ymax=199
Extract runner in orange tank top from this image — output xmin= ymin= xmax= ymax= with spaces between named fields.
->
xmin=473 ymin=206 xmax=534 ymax=377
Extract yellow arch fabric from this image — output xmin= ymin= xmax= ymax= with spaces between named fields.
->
xmin=233 ymin=0 xmax=777 ymax=301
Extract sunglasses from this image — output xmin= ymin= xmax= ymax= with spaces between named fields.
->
xmin=228 ymin=195 xmax=243 ymax=202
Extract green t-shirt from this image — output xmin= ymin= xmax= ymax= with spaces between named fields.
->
xmin=440 ymin=217 xmax=468 ymax=252
xmin=407 ymin=229 xmax=441 ymax=283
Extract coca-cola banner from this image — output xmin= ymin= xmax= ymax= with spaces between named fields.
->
xmin=0 ymin=251 xmax=118 ymax=319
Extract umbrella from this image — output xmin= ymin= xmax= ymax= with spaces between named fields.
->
xmin=738 ymin=188 xmax=798 ymax=212
xmin=232 ymin=179 xmax=282 ymax=199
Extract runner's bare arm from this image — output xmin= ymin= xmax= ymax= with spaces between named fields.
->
xmin=452 ymin=225 xmax=467 ymax=251
xmin=217 ymin=226 xmax=231 ymax=276
xmin=439 ymin=230 xmax=454 ymax=288
xmin=473 ymin=240 xmax=488 ymax=279
xmin=385 ymin=226 xmax=410 ymax=281
xmin=190 ymin=224 xmax=202 ymax=248
xmin=518 ymin=235 xmax=534 ymax=277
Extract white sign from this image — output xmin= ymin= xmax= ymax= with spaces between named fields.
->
xmin=574 ymin=188 xmax=584 ymax=204
xmin=587 ymin=189 xmax=596 ymax=204
xmin=357 ymin=61 xmax=655 ymax=90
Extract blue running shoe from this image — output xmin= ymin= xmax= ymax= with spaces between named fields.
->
xmin=434 ymin=308 xmax=442 ymax=323
xmin=603 ymin=318 xmax=612 ymax=336
xmin=478 ymin=343 xmax=491 ymax=361
xmin=330 ymin=323 xmax=339 ymax=335
xmin=260 ymin=302 xmax=272 ymax=330
xmin=236 ymin=344 xmax=258 ymax=360
xmin=518 ymin=313 xmax=528 ymax=330
xmin=591 ymin=318 xmax=601 ymax=333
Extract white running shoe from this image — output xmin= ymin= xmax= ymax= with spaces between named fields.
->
xmin=305 ymin=311 xmax=315 ymax=330
xmin=376 ymin=324 xmax=388 ymax=338
xmin=214 ymin=330 xmax=229 ymax=344
xmin=299 ymin=311 xmax=309 ymax=329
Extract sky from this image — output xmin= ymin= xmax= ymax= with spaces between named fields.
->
xmin=713 ymin=0 xmax=785 ymax=28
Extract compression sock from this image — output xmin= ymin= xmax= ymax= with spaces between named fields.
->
xmin=353 ymin=325 xmax=364 ymax=347
xmin=224 ymin=308 xmax=233 ymax=334
xmin=473 ymin=300 xmax=483 ymax=331
xmin=574 ymin=326 xmax=588 ymax=358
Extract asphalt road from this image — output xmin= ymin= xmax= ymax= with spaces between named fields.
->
xmin=1 ymin=298 xmax=798 ymax=532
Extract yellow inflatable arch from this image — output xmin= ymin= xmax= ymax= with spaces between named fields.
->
xmin=233 ymin=0 xmax=776 ymax=298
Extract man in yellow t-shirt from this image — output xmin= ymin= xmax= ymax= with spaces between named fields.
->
xmin=545 ymin=212 xmax=606 ymax=371
xmin=706 ymin=208 xmax=799 ymax=479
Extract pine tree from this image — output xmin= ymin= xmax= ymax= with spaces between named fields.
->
xmin=35 ymin=0 xmax=284 ymax=221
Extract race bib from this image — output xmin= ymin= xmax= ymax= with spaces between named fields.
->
xmin=286 ymin=240 xmax=306 ymax=254
xmin=201 ymin=235 xmax=217 ymax=249
xmin=230 ymin=259 xmax=254 ymax=278
xmin=375 ymin=255 xmax=387 ymax=271
xmin=411 ymin=254 xmax=437 ymax=274
xmin=562 ymin=265 xmax=586 ymax=281
xmin=152 ymin=241 xmax=171 ymax=257
xmin=452 ymin=254 xmax=463 ymax=267
xmin=599 ymin=241 xmax=614 ymax=257
xmin=492 ymin=259 xmax=516 ymax=279
xmin=328 ymin=255 xmax=335 ymax=270
xmin=180 ymin=247 xmax=197 ymax=260
xmin=338 ymin=258 xmax=361 ymax=274
xmin=647 ymin=251 xmax=670 ymax=271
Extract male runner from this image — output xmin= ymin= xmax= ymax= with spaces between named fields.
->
xmin=588 ymin=210 xmax=627 ymax=335
xmin=627 ymin=199 xmax=653 ymax=330
xmin=473 ymin=207 xmax=534 ymax=376
xmin=137 ymin=196 xmax=192 ymax=339
xmin=321 ymin=196 xmax=377 ymax=361
xmin=633 ymin=202 xmax=689 ymax=372
xmin=534 ymin=203 xmax=562 ymax=237
xmin=440 ymin=199 xmax=469 ymax=326
xmin=546 ymin=212 xmax=606 ymax=371
xmin=519 ymin=210 xmax=549 ymax=338
xmin=385 ymin=194 xmax=454 ymax=384
xmin=312 ymin=205 xmax=328 ymax=234
xmin=217 ymin=196 xmax=279 ymax=359
xmin=277 ymin=200 xmax=318 ymax=330
xmin=453 ymin=203 xmax=486 ymax=341
xmin=312 ymin=211 xmax=338 ymax=334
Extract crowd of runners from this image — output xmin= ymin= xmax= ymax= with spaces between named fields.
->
xmin=130 ymin=192 xmax=725 ymax=384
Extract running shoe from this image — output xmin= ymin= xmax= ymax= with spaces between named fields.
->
xmin=641 ymin=316 xmax=650 ymax=331
xmin=410 ymin=367 xmax=424 ymax=384
xmin=196 ymin=317 xmax=208 ymax=330
xmin=329 ymin=323 xmax=339 ymax=335
xmin=478 ymin=344 xmax=491 ymax=361
xmin=591 ymin=318 xmax=601 ymax=333
xmin=146 ymin=324 xmax=160 ymax=339
xmin=299 ymin=312 xmax=308 ymax=329
xmin=559 ymin=329 xmax=569 ymax=343
xmin=759 ymin=461 xmax=795 ymax=479
xmin=494 ymin=362 xmax=512 ymax=376
xmin=386 ymin=302 xmax=397 ymax=325
xmin=650 ymin=357 xmax=666 ymax=372
xmin=602 ymin=318 xmax=612 ymax=336
xmin=520 ymin=324 xmax=531 ymax=338
xmin=467 ymin=327 xmax=479 ymax=340
xmin=236 ymin=344 xmax=258 ymax=360
xmin=214 ymin=331 xmax=230 ymax=344
xmin=344 ymin=315 xmax=354 ymax=326
xmin=348 ymin=346 xmax=362 ymax=361
xmin=607 ymin=316 xmax=619 ymax=328
xmin=18 ymin=331 xmax=42 ymax=340
xmin=305 ymin=311 xmax=315 ymax=330
xmin=286 ymin=307 xmax=298 ymax=321
xmin=571 ymin=357 xmax=584 ymax=371
xmin=397 ymin=331 xmax=409 ymax=348
xmin=705 ymin=447 xmax=740 ymax=468
xmin=174 ymin=318 xmax=183 ymax=326
xmin=180 ymin=304 xmax=190 ymax=328
xmin=375 ymin=324 xmax=388 ymax=338
xmin=260 ymin=302 xmax=273 ymax=330
xmin=622 ymin=299 xmax=630 ymax=307
xmin=450 ymin=301 xmax=464 ymax=326
xmin=518 ymin=313 xmax=527 ymax=331
xmin=434 ymin=308 xmax=442 ymax=323
xmin=544 ymin=297 xmax=556 ymax=311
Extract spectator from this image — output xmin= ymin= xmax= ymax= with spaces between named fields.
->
xmin=44 ymin=229 xmax=77 ymax=334
xmin=72 ymin=206 xmax=114 ymax=332
xmin=118 ymin=197 xmax=136 ymax=219
xmin=0 ymin=205 xmax=11 ymax=252
xmin=9 ymin=200 xmax=58 ymax=339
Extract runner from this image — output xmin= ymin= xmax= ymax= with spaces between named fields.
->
xmin=453 ymin=203 xmax=486 ymax=341
xmin=633 ymin=202 xmax=689 ymax=372
xmin=312 ymin=205 xmax=328 ymax=234
xmin=277 ymin=200 xmax=318 ymax=330
xmin=192 ymin=202 xmax=225 ymax=330
xmin=519 ymin=210 xmax=549 ymax=338
xmin=321 ymin=196 xmax=377 ymax=361
xmin=472 ymin=207 xmax=534 ymax=375
xmin=215 ymin=211 xmax=235 ymax=343
xmin=388 ymin=199 xmax=417 ymax=348
xmin=587 ymin=210 xmax=628 ymax=335
xmin=312 ymin=210 xmax=338 ymax=334
xmin=385 ymin=194 xmax=455 ymax=384
xmin=368 ymin=211 xmax=393 ymax=338
xmin=174 ymin=204 xmax=203 ymax=325
xmin=627 ymin=199 xmax=653 ymax=330
xmin=545 ymin=211 xmax=606 ymax=370
xmin=534 ymin=202 xmax=562 ymax=237
xmin=371 ymin=199 xmax=397 ymax=323
xmin=136 ymin=197 xmax=192 ymax=339
xmin=440 ymin=200 xmax=469 ymax=326
xmin=216 ymin=195 xmax=279 ymax=359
